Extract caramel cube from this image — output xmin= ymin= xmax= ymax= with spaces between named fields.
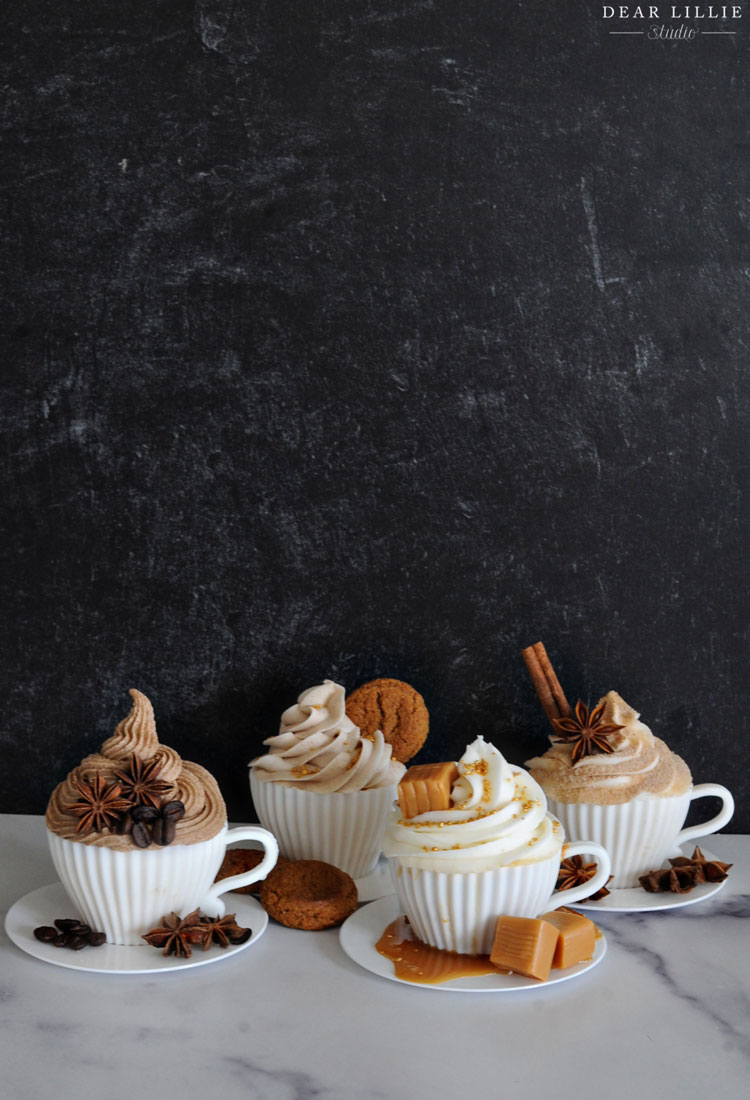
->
xmin=540 ymin=909 xmax=597 ymax=970
xmin=489 ymin=916 xmax=559 ymax=982
xmin=397 ymin=762 xmax=459 ymax=818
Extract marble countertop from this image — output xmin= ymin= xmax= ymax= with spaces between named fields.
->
xmin=2 ymin=815 xmax=748 ymax=1100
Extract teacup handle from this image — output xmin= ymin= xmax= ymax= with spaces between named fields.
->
xmin=675 ymin=784 xmax=735 ymax=849
xmin=547 ymin=841 xmax=611 ymax=910
xmin=201 ymin=825 xmax=279 ymax=917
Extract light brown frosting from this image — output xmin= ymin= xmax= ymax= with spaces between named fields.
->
xmin=525 ymin=690 xmax=692 ymax=805
xmin=250 ymin=680 xmax=404 ymax=793
xmin=45 ymin=689 xmax=226 ymax=849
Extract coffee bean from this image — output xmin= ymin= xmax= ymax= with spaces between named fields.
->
xmin=39 ymin=917 xmax=106 ymax=949
xmin=229 ymin=927 xmax=252 ymax=945
xmin=162 ymin=800 xmax=185 ymax=820
xmin=34 ymin=926 xmax=58 ymax=942
xmin=152 ymin=815 xmax=176 ymax=846
xmin=131 ymin=805 xmax=160 ymax=824
xmin=116 ymin=811 xmax=134 ymax=835
xmin=131 ymin=822 xmax=151 ymax=848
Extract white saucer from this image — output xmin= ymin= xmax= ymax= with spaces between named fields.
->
xmin=339 ymin=894 xmax=607 ymax=993
xmin=355 ymin=856 xmax=396 ymax=903
xmin=571 ymin=848 xmax=729 ymax=913
xmin=5 ymin=883 xmax=269 ymax=974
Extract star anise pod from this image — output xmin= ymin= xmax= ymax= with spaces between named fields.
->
xmin=669 ymin=846 xmax=732 ymax=884
xmin=67 ymin=775 xmax=132 ymax=834
xmin=552 ymin=700 xmax=624 ymax=765
xmin=112 ymin=754 xmax=172 ymax=808
xmin=141 ymin=910 xmax=205 ymax=958
xmin=638 ymin=865 xmax=699 ymax=894
xmin=556 ymin=855 xmax=613 ymax=900
xmin=194 ymin=913 xmax=252 ymax=950
xmin=557 ymin=855 xmax=597 ymax=891
xmin=589 ymin=875 xmax=615 ymax=901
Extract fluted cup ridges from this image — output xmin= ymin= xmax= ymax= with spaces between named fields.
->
xmin=390 ymin=857 xmax=562 ymax=956
xmin=48 ymin=828 xmax=231 ymax=945
xmin=250 ymin=772 xmax=396 ymax=878
xmin=547 ymin=795 xmax=692 ymax=888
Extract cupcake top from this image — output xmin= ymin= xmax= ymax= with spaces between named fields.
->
xmin=250 ymin=680 xmax=405 ymax=793
xmin=525 ymin=690 xmax=692 ymax=805
xmin=46 ymin=689 xmax=226 ymax=849
xmin=382 ymin=736 xmax=562 ymax=872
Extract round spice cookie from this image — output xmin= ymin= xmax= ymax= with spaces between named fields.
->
xmin=259 ymin=859 xmax=358 ymax=930
xmin=346 ymin=677 xmax=429 ymax=763
xmin=214 ymin=849 xmax=290 ymax=894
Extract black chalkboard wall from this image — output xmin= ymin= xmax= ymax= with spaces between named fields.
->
xmin=2 ymin=1 xmax=748 ymax=832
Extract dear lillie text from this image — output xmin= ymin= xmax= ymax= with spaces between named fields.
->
xmin=603 ymin=6 xmax=742 ymax=38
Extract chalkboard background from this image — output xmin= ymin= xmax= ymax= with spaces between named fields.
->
xmin=2 ymin=1 xmax=748 ymax=832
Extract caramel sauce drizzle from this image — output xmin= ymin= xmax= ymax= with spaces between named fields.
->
xmin=376 ymin=917 xmax=508 ymax=985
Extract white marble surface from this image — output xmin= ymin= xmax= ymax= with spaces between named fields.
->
xmin=1 ymin=814 xmax=748 ymax=1100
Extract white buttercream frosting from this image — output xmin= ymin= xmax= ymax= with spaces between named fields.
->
xmin=250 ymin=680 xmax=404 ymax=793
xmin=382 ymin=736 xmax=562 ymax=872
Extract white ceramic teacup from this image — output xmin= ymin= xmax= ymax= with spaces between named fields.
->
xmin=48 ymin=823 xmax=279 ymax=946
xmin=250 ymin=771 xmax=396 ymax=878
xmin=547 ymin=783 xmax=734 ymax=889
xmin=389 ymin=838 xmax=611 ymax=956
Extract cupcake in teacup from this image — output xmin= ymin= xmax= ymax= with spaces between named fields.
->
xmin=522 ymin=642 xmax=734 ymax=889
xmin=382 ymin=736 xmax=610 ymax=955
xmin=525 ymin=691 xmax=734 ymax=888
xmin=250 ymin=679 xmax=408 ymax=878
xmin=46 ymin=689 xmax=278 ymax=945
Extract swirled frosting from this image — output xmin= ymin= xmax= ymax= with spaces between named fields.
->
xmin=525 ymin=691 xmax=692 ymax=805
xmin=382 ymin=736 xmax=562 ymax=872
xmin=45 ymin=689 xmax=226 ymax=849
xmin=250 ymin=680 xmax=405 ymax=793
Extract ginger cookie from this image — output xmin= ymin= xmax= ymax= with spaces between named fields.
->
xmin=346 ymin=678 xmax=428 ymax=763
xmin=214 ymin=848 xmax=289 ymax=894
xmin=259 ymin=859 xmax=358 ymax=930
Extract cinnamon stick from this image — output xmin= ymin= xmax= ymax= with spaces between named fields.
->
xmin=521 ymin=642 xmax=572 ymax=728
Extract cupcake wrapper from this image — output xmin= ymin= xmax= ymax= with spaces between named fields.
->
xmin=250 ymin=773 xmax=396 ymax=879
xmin=547 ymin=795 xmax=691 ymax=888
xmin=47 ymin=827 xmax=229 ymax=945
xmin=391 ymin=858 xmax=560 ymax=956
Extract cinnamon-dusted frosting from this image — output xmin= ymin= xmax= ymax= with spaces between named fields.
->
xmin=46 ymin=689 xmax=226 ymax=849
xmin=526 ymin=691 xmax=692 ymax=805
xmin=250 ymin=680 xmax=404 ymax=793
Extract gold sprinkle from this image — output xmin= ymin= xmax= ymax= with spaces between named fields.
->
xmin=291 ymin=764 xmax=318 ymax=777
xmin=463 ymin=761 xmax=488 ymax=776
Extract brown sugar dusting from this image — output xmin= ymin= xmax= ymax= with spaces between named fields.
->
xmin=376 ymin=917 xmax=505 ymax=984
